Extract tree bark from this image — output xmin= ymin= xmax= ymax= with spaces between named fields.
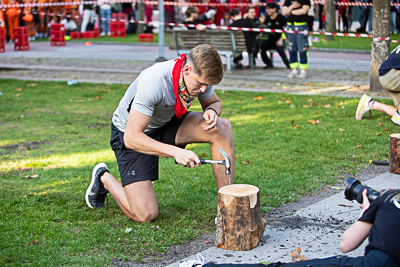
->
xmin=215 ymin=184 xmax=267 ymax=251
xmin=389 ymin=134 xmax=400 ymax=174
xmin=370 ymin=0 xmax=390 ymax=92
xmin=137 ymin=1 xmax=145 ymax=34
xmin=325 ymin=0 xmax=335 ymax=41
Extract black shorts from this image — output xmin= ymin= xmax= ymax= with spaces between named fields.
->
xmin=110 ymin=113 xmax=189 ymax=186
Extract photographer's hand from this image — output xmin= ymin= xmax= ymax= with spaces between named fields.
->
xmin=360 ymin=189 xmax=371 ymax=211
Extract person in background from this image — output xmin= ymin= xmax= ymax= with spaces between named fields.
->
xmin=228 ymin=8 xmax=258 ymax=69
xmin=259 ymin=1 xmax=290 ymax=69
xmin=356 ymin=45 xmax=400 ymax=125
xmin=60 ymin=13 xmax=78 ymax=36
xmin=182 ymin=7 xmax=206 ymax=30
xmin=282 ymin=0 xmax=311 ymax=79
xmin=391 ymin=0 xmax=399 ymax=34
xmin=98 ymin=0 xmax=111 ymax=36
xmin=81 ymin=0 xmax=96 ymax=32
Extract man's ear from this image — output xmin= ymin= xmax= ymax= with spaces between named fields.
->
xmin=183 ymin=64 xmax=191 ymax=75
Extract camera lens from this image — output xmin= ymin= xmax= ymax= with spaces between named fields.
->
xmin=344 ymin=177 xmax=380 ymax=204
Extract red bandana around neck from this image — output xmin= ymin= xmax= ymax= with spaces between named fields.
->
xmin=172 ymin=54 xmax=187 ymax=119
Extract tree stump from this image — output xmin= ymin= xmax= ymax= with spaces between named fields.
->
xmin=215 ymin=184 xmax=267 ymax=251
xmin=389 ymin=133 xmax=400 ymax=174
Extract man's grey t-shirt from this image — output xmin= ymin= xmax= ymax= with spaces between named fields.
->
xmin=112 ymin=59 xmax=214 ymax=133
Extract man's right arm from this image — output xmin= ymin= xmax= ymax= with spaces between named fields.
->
xmin=123 ymin=109 xmax=201 ymax=168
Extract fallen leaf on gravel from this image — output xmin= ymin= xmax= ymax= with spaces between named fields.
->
xmin=294 ymin=125 xmax=300 ymax=129
xmin=242 ymin=160 xmax=250 ymax=165
xmin=355 ymin=144 xmax=362 ymax=149
xmin=205 ymin=240 xmax=210 ymax=244
xmin=253 ymin=96 xmax=263 ymax=100
xmin=338 ymin=204 xmax=353 ymax=207
xmin=290 ymin=247 xmax=308 ymax=262
xmin=286 ymin=100 xmax=292 ymax=104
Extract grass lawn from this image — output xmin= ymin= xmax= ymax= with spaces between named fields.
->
xmin=65 ymin=32 xmax=400 ymax=51
xmin=0 ymin=79 xmax=395 ymax=265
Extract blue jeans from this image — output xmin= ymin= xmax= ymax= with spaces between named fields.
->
xmin=202 ymin=249 xmax=397 ymax=267
xmin=286 ymin=24 xmax=309 ymax=70
xmin=391 ymin=11 xmax=397 ymax=33
xmin=100 ymin=8 xmax=112 ymax=33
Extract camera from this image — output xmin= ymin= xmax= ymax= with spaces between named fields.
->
xmin=344 ymin=177 xmax=381 ymax=204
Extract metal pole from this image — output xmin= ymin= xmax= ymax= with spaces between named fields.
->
xmin=156 ymin=0 xmax=166 ymax=61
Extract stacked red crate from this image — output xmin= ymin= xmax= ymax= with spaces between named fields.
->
xmin=50 ymin=23 xmax=66 ymax=46
xmin=0 ymin=28 xmax=5 ymax=53
xmin=13 ymin=27 xmax=30 ymax=51
xmin=110 ymin=22 xmax=125 ymax=37
xmin=110 ymin=13 xmax=126 ymax=38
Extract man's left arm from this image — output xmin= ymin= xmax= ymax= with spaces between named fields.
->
xmin=200 ymin=91 xmax=222 ymax=131
xmin=291 ymin=4 xmax=310 ymax=16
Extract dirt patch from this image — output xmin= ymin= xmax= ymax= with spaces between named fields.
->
xmin=0 ymin=140 xmax=49 ymax=156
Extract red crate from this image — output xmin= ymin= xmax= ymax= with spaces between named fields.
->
xmin=109 ymin=21 xmax=125 ymax=37
xmin=0 ymin=43 xmax=5 ymax=53
xmin=70 ymin=31 xmax=80 ymax=39
xmin=0 ymin=28 xmax=5 ymax=38
xmin=50 ymin=23 xmax=65 ymax=32
xmin=81 ymin=31 xmax=99 ymax=38
xmin=50 ymin=31 xmax=65 ymax=39
xmin=13 ymin=27 xmax=28 ymax=36
xmin=138 ymin=33 xmax=154 ymax=42
xmin=112 ymin=13 xmax=126 ymax=22
xmin=50 ymin=38 xmax=66 ymax=46
xmin=14 ymin=43 xmax=30 ymax=51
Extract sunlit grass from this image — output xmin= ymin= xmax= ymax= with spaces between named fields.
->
xmin=0 ymin=78 xmax=395 ymax=265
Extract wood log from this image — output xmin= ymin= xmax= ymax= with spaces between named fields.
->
xmin=215 ymin=184 xmax=267 ymax=251
xmin=389 ymin=133 xmax=400 ymax=174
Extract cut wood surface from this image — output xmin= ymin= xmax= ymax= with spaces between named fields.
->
xmin=215 ymin=184 xmax=267 ymax=251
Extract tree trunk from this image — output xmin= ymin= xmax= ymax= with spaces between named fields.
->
xmin=389 ymin=134 xmax=400 ymax=174
xmin=370 ymin=0 xmax=390 ymax=92
xmin=137 ymin=1 xmax=145 ymax=34
xmin=325 ymin=0 xmax=335 ymax=41
xmin=215 ymin=184 xmax=267 ymax=251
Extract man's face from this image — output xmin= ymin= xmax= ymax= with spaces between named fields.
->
xmin=182 ymin=64 xmax=209 ymax=97
xmin=247 ymin=8 xmax=256 ymax=19
xmin=266 ymin=7 xmax=277 ymax=17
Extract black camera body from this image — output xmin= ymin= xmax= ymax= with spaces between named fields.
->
xmin=344 ymin=177 xmax=381 ymax=204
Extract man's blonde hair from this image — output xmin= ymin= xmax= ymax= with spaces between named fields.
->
xmin=187 ymin=44 xmax=224 ymax=85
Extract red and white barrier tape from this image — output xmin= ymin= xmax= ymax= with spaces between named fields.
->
xmin=1 ymin=0 xmax=400 ymax=9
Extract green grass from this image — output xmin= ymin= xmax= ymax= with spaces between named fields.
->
xmin=0 ymin=79 xmax=395 ymax=265
xmin=310 ymin=33 xmax=400 ymax=51
xmin=63 ymin=31 xmax=400 ymax=51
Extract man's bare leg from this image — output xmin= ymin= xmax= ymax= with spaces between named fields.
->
xmin=372 ymin=101 xmax=398 ymax=117
xmin=175 ymin=112 xmax=235 ymax=189
xmin=101 ymin=173 xmax=158 ymax=222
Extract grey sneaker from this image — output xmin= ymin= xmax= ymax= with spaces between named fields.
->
xmin=85 ymin=163 xmax=109 ymax=208
xmin=392 ymin=112 xmax=400 ymax=125
xmin=355 ymin=94 xmax=372 ymax=120
xmin=287 ymin=70 xmax=298 ymax=79
xmin=298 ymin=71 xmax=307 ymax=79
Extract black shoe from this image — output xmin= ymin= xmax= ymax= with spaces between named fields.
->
xmin=263 ymin=64 xmax=274 ymax=69
xmin=234 ymin=63 xmax=244 ymax=70
xmin=85 ymin=163 xmax=109 ymax=208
